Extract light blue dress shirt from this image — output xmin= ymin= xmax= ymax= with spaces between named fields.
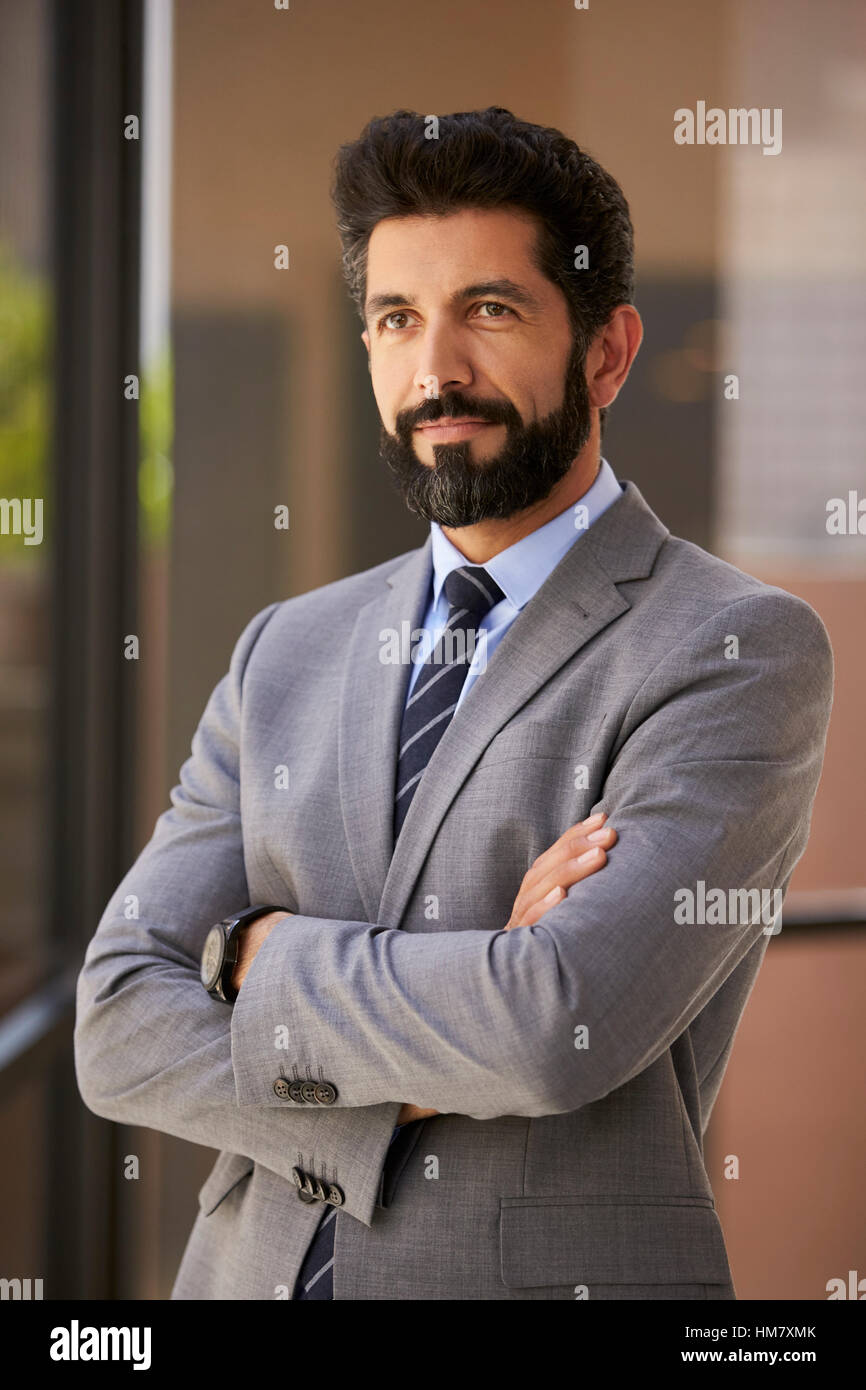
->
xmin=404 ymin=456 xmax=624 ymax=713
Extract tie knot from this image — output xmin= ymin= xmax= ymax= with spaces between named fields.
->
xmin=442 ymin=565 xmax=505 ymax=620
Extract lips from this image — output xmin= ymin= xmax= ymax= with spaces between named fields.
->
xmin=415 ymin=418 xmax=496 ymax=441
xmin=417 ymin=418 xmax=488 ymax=429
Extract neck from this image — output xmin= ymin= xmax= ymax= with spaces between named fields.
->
xmin=439 ymin=447 xmax=600 ymax=564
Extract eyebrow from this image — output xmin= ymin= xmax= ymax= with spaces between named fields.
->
xmin=365 ymin=278 xmax=542 ymax=320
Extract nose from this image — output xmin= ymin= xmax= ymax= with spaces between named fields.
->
xmin=412 ymin=318 xmax=474 ymax=401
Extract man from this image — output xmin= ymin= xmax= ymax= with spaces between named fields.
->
xmin=74 ymin=108 xmax=833 ymax=1300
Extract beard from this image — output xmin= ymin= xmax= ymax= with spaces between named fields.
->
xmin=377 ymin=336 xmax=593 ymax=527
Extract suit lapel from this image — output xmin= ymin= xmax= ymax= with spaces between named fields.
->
xmin=337 ymin=538 xmax=434 ymax=923
xmin=339 ymin=481 xmax=669 ymax=929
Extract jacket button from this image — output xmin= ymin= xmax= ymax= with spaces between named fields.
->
xmin=326 ymin=1183 xmax=345 ymax=1206
xmin=273 ymin=1078 xmax=291 ymax=1100
xmin=288 ymin=1080 xmax=305 ymax=1103
xmin=300 ymin=1081 xmax=318 ymax=1104
xmin=313 ymin=1177 xmax=329 ymax=1201
xmin=292 ymin=1165 xmax=316 ymax=1197
xmin=314 ymin=1082 xmax=337 ymax=1105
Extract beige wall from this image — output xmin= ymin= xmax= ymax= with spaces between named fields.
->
xmin=708 ymin=928 xmax=866 ymax=1300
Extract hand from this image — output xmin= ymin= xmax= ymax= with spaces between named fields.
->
xmin=396 ymin=1102 xmax=440 ymax=1125
xmin=230 ymin=910 xmax=293 ymax=993
xmin=505 ymin=811 xmax=617 ymax=929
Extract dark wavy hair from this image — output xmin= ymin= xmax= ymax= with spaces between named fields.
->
xmin=331 ymin=107 xmax=635 ymax=437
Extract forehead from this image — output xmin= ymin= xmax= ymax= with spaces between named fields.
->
xmin=365 ymin=206 xmax=544 ymax=292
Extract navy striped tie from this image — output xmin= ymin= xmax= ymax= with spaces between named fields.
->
xmin=393 ymin=565 xmax=504 ymax=840
xmin=292 ymin=565 xmax=503 ymax=1301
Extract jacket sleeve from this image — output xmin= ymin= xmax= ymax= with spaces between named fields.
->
xmin=231 ymin=591 xmax=834 ymax=1120
xmin=73 ymin=600 xmax=402 ymax=1228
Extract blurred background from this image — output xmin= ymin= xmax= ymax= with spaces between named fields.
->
xmin=1 ymin=0 xmax=864 ymax=1300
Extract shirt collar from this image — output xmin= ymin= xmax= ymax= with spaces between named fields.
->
xmin=429 ymin=456 xmax=623 ymax=612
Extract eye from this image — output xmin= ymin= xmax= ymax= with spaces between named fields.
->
xmin=376 ymin=302 xmax=515 ymax=332
xmin=476 ymin=302 xmax=515 ymax=319
xmin=378 ymin=310 xmax=414 ymax=331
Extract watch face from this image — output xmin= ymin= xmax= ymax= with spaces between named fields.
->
xmin=201 ymin=924 xmax=226 ymax=990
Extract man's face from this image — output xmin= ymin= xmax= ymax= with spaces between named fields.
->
xmin=361 ymin=207 xmax=593 ymax=527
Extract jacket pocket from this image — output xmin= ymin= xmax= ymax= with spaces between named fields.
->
xmin=197 ymin=1151 xmax=255 ymax=1216
xmin=473 ymin=715 xmax=607 ymax=772
xmin=499 ymin=1194 xmax=732 ymax=1288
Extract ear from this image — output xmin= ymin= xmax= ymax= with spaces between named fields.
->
xmin=361 ymin=328 xmax=370 ymax=353
xmin=586 ymin=305 xmax=643 ymax=410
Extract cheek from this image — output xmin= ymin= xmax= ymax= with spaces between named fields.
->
xmin=527 ymin=373 xmax=570 ymax=421
xmin=370 ymin=364 xmax=404 ymax=427
xmin=511 ymin=338 xmax=572 ymax=417
xmin=486 ymin=356 xmax=561 ymax=423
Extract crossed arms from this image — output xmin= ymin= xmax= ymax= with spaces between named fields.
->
xmin=74 ymin=590 xmax=832 ymax=1212
xmin=231 ymin=810 xmax=619 ymax=1125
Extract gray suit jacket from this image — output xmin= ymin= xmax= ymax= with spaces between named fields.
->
xmin=74 ymin=480 xmax=833 ymax=1300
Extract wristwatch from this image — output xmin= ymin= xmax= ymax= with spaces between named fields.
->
xmin=200 ymin=903 xmax=288 ymax=1003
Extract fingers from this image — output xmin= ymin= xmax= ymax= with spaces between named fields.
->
xmin=522 ymin=839 xmax=608 ymax=917
xmin=518 ymin=812 xmax=613 ymax=896
xmin=508 ymin=841 xmax=610 ymax=928
xmin=507 ymin=813 xmax=617 ymax=928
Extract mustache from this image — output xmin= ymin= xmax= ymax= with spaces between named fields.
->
xmin=398 ymin=392 xmax=521 ymax=433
